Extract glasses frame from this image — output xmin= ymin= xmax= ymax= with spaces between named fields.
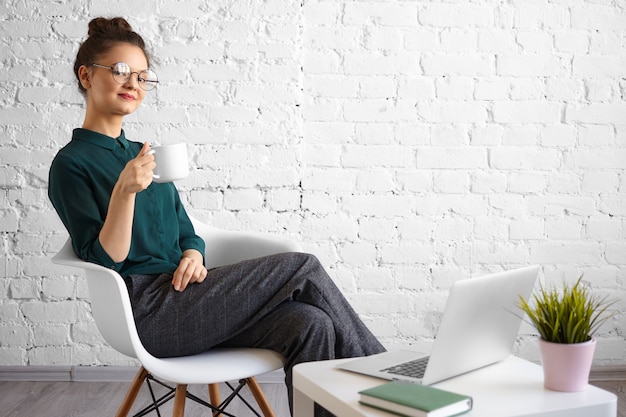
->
xmin=90 ymin=62 xmax=159 ymax=91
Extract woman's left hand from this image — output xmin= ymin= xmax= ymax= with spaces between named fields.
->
xmin=172 ymin=250 xmax=208 ymax=292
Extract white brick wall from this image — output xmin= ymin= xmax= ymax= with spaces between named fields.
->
xmin=1 ymin=1 xmax=625 ymax=367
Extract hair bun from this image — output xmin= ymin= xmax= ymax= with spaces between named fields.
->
xmin=87 ymin=17 xmax=133 ymax=37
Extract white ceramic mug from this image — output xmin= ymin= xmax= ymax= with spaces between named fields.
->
xmin=148 ymin=143 xmax=189 ymax=183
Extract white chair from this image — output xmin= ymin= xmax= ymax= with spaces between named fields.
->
xmin=52 ymin=217 xmax=301 ymax=417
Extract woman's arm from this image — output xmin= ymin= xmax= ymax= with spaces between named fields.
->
xmin=98 ymin=142 xmax=155 ymax=262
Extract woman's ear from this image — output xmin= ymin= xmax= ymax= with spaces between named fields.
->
xmin=78 ymin=65 xmax=91 ymax=90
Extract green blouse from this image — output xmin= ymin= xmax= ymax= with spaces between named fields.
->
xmin=48 ymin=128 xmax=205 ymax=278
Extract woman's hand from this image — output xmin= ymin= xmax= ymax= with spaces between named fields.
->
xmin=116 ymin=142 xmax=155 ymax=194
xmin=172 ymin=249 xmax=208 ymax=292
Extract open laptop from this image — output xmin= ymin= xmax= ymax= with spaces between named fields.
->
xmin=338 ymin=265 xmax=540 ymax=385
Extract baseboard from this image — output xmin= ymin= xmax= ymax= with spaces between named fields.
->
xmin=1 ymin=364 xmax=622 ymax=384
xmin=0 ymin=365 xmax=285 ymax=384
xmin=589 ymin=365 xmax=626 ymax=382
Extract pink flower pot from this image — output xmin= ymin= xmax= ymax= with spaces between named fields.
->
xmin=538 ymin=337 xmax=596 ymax=392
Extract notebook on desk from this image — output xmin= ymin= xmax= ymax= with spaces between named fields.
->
xmin=338 ymin=265 xmax=540 ymax=385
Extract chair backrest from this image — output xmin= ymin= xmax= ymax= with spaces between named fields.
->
xmin=51 ymin=239 xmax=144 ymax=359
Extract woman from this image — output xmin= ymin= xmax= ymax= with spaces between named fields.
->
xmin=48 ymin=17 xmax=385 ymax=416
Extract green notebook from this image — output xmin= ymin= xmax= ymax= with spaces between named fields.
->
xmin=359 ymin=381 xmax=473 ymax=417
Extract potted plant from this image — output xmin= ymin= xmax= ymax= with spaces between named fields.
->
xmin=518 ymin=275 xmax=617 ymax=392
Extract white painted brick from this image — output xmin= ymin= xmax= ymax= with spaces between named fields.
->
xmin=359 ymin=77 xmax=396 ymax=99
xmin=471 ymin=171 xmax=507 ymax=194
xmin=0 ymin=324 xmax=30 ymax=346
xmin=530 ymin=242 xmax=602 ymax=264
xmin=303 ymin=2 xmax=341 ymax=26
xmin=356 ymin=170 xmax=395 ymax=192
xmin=419 ymin=4 xmax=492 ymax=28
xmin=301 ymin=192 xmax=337 ymax=214
xmin=571 ymin=5 xmax=626 ymax=30
xmin=585 ymin=218 xmax=621 ymax=240
xmin=307 ymin=75 xmax=359 ymax=98
xmin=0 ymin=209 xmax=19 ymax=232
xmin=566 ymin=102 xmax=626 ymax=124
xmin=518 ymin=4 xmax=569 ymax=29
xmin=266 ymin=189 xmax=300 ymax=212
xmin=546 ymin=172 xmax=580 ymax=193
xmin=342 ymin=145 xmax=412 ymax=168
xmin=510 ymin=218 xmax=544 ymax=240
xmin=526 ymin=195 xmax=597 ymax=216
xmin=433 ymin=171 xmax=469 ymax=193
xmin=422 ymin=54 xmax=493 ymax=76
xmin=42 ymin=277 xmax=76 ymax=300
xmin=574 ymin=56 xmax=626 ymax=78
xmin=403 ymin=30 xmax=439 ymax=51
xmin=416 ymin=101 xmax=487 ymax=123
xmin=305 ymin=26 xmax=359 ymax=50
xmin=554 ymin=30 xmax=589 ymax=53
xmin=0 ymin=290 xmax=22 ymax=318
xmin=492 ymin=101 xmax=561 ymax=124
xmin=355 ymin=123 xmax=394 ymax=145
xmin=540 ymin=124 xmax=577 ymax=147
xmin=302 ymin=168 xmax=356 ymax=191
xmin=545 ymin=78 xmax=584 ymax=101
xmin=27 ymin=346 xmax=72 ymax=366
xmin=339 ymin=242 xmax=377 ymax=265
xmin=546 ymin=219 xmax=583 ymax=240
xmin=599 ymin=195 xmax=626 ymax=216
xmin=301 ymin=215 xmax=358 ymax=241
xmin=343 ymin=3 xmax=418 ymax=26
xmin=397 ymin=77 xmax=435 ymax=100
xmin=223 ymin=189 xmax=264 ymax=211
xmin=0 ymin=348 xmax=25 ymax=365
xmin=417 ymin=148 xmax=487 ymax=169
xmin=21 ymin=301 xmax=77 ymax=323
xmin=565 ymin=149 xmax=626 ymax=169
xmin=589 ymin=31 xmax=624 ymax=54
xmin=478 ymin=30 xmax=518 ymax=53
xmin=584 ymin=79 xmax=614 ymax=102
xmin=2 ymin=0 xmax=625 ymax=368
xmin=502 ymin=125 xmax=539 ymax=146
xmin=33 ymin=324 xmax=70 ymax=346
xmin=367 ymin=27 xmax=404 ymax=52
xmin=470 ymin=125 xmax=504 ymax=146
xmin=302 ymin=51 xmax=341 ymax=74
xmin=343 ymin=53 xmax=420 ymax=76
xmin=9 ymin=278 xmax=39 ymax=300
xmin=396 ymin=171 xmax=432 ymax=193
xmin=343 ymin=194 xmax=413 ymax=217
xmin=303 ymin=121 xmax=354 ymax=144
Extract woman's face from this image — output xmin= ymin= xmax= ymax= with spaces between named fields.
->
xmin=81 ymin=43 xmax=149 ymax=119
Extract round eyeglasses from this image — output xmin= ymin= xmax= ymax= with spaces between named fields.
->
xmin=91 ymin=62 xmax=159 ymax=91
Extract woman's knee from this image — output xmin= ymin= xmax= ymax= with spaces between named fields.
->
xmin=286 ymin=302 xmax=335 ymax=341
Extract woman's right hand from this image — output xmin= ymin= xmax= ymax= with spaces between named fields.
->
xmin=116 ymin=142 xmax=156 ymax=194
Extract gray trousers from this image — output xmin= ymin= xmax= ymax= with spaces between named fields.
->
xmin=125 ymin=252 xmax=386 ymax=416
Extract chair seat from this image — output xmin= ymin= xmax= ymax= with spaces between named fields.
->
xmin=142 ymin=347 xmax=286 ymax=385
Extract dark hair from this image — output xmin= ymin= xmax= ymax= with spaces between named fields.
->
xmin=73 ymin=17 xmax=151 ymax=94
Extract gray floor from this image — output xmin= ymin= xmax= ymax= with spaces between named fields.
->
xmin=0 ymin=379 xmax=623 ymax=417
xmin=0 ymin=380 xmax=290 ymax=417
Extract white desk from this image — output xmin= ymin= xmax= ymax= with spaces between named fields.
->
xmin=293 ymin=356 xmax=617 ymax=417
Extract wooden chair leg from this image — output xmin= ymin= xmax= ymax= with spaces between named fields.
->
xmin=208 ymin=383 xmax=221 ymax=416
xmin=172 ymin=384 xmax=187 ymax=417
xmin=116 ymin=367 xmax=149 ymax=417
xmin=246 ymin=377 xmax=276 ymax=417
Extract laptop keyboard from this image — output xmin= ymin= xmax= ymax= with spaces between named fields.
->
xmin=381 ymin=356 xmax=430 ymax=379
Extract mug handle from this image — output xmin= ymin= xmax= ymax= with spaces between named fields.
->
xmin=146 ymin=149 xmax=160 ymax=180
